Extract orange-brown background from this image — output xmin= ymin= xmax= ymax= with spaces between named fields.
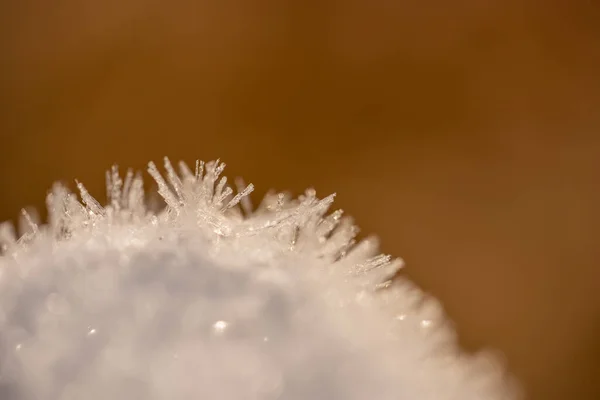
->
xmin=1 ymin=1 xmax=600 ymax=399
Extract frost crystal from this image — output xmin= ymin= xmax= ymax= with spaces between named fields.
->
xmin=0 ymin=158 xmax=520 ymax=400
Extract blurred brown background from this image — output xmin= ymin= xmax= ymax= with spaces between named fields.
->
xmin=1 ymin=1 xmax=600 ymax=399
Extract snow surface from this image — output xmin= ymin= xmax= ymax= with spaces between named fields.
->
xmin=0 ymin=159 xmax=520 ymax=399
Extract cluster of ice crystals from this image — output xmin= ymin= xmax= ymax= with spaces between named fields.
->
xmin=0 ymin=159 xmax=520 ymax=400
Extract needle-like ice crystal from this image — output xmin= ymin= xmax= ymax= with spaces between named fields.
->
xmin=0 ymin=158 xmax=520 ymax=399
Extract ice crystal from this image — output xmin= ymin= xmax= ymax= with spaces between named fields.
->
xmin=0 ymin=158 xmax=520 ymax=399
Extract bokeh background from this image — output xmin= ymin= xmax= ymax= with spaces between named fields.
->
xmin=1 ymin=1 xmax=600 ymax=399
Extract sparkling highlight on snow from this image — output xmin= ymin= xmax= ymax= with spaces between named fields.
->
xmin=0 ymin=158 xmax=520 ymax=399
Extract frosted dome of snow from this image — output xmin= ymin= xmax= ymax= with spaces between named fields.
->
xmin=0 ymin=159 xmax=520 ymax=400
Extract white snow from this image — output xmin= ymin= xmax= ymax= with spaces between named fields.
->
xmin=0 ymin=158 xmax=520 ymax=399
